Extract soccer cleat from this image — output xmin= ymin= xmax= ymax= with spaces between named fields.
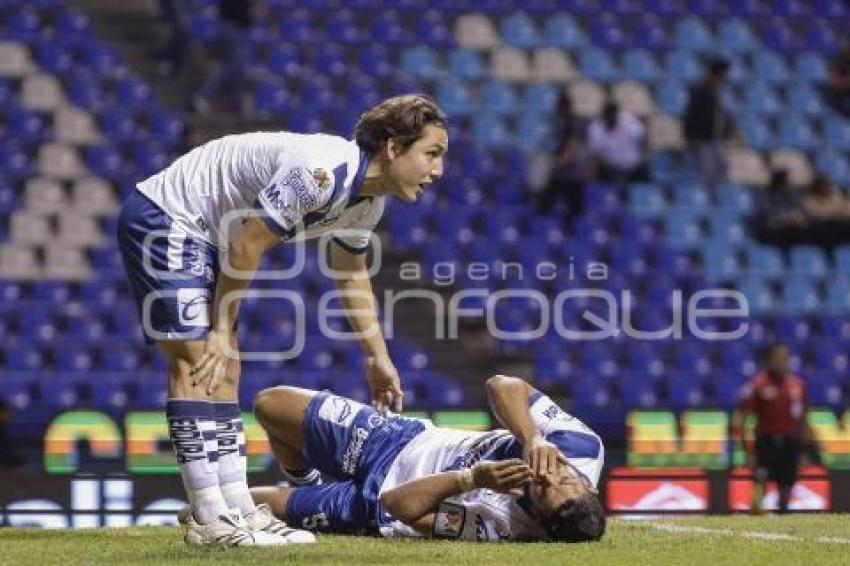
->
xmin=183 ymin=509 xmax=290 ymax=547
xmin=244 ymin=504 xmax=316 ymax=544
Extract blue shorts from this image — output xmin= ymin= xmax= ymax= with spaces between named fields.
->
xmin=117 ymin=190 xmax=220 ymax=344
xmin=284 ymin=392 xmax=428 ymax=534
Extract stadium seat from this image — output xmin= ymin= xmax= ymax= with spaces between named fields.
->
xmin=500 ymin=13 xmax=540 ymax=49
xmin=544 ymin=13 xmax=585 ymax=50
xmin=674 ymin=16 xmax=714 ymax=52
xmin=447 ymin=49 xmax=487 ymax=80
xmin=622 ymin=49 xmax=661 ymax=82
xmin=578 ymin=47 xmax=618 ymax=83
xmin=718 ymin=18 xmax=758 ymax=53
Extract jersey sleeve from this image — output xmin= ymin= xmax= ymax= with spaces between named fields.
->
xmin=254 ymin=165 xmax=333 ymax=238
xmin=429 ymin=492 xmax=512 ymax=542
xmin=331 ymin=197 xmax=386 ymax=254
xmin=527 ymin=391 xmax=604 ymax=486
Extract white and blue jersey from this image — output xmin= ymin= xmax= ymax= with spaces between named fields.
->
xmin=286 ymin=390 xmax=604 ymax=542
xmin=117 ymin=132 xmax=382 ymax=343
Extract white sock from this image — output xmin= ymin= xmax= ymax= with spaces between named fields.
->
xmin=166 ymin=399 xmax=228 ymax=524
xmin=214 ymin=402 xmax=256 ymax=517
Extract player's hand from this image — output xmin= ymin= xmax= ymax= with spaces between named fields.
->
xmin=365 ymin=355 xmax=404 ymax=413
xmin=471 ymin=460 xmax=534 ymax=496
xmin=190 ymin=328 xmax=235 ymax=395
xmin=523 ymin=435 xmax=567 ymax=479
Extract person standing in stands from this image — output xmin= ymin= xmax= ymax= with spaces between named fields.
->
xmin=684 ymin=57 xmax=734 ymax=188
xmin=739 ymin=343 xmax=814 ymax=514
xmin=535 ymin=91 xmax=591 ymax=224
xmin=193 ymin=0 xmax=260 ymax=115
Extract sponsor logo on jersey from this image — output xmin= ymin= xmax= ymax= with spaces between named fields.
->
xmin=341 ymin=427 xmax=368 ymax=475
xmin=433 ymin=502 xmax=465 ymax=539
xmin=176 ymin=288 xmax=211 ymax=326
xmin=318 ymin=396 xmax=359 ymax=428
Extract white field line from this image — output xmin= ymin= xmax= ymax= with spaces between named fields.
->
xmin=624 ymin=521 xmax=850 ymax=545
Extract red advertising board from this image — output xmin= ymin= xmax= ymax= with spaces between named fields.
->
xmin=606 ymin=468 xmax=709 ymax=512
xmin=727 ymin=466 xmax=831 ymax=512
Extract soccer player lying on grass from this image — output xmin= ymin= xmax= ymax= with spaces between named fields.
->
xmin=249 ymin=375 xmax=606 ymax=542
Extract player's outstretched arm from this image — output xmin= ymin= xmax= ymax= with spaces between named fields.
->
xmin=380 ymin=460 xmax=532 ymax=535
xmin=190 ymin=214 xmax=279 ymax=394
xmin=486 ymin=375 xmax=566 ymax=478
xmin=329 ymin=242 xmax=403 ymax=412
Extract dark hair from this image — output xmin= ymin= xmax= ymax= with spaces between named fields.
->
xmin=761 ymin=342 xmax=788 ymax=362
xmin=544 ymin=492 xmax=606 ymax=543
xmin=354 ymin=94 xmax=448 ymax=157
xmin=707 ymin=56 xmax=730 ymax=74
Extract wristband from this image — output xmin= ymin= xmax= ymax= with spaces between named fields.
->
xmin=457 ymin=467 xmax=475 ymax=492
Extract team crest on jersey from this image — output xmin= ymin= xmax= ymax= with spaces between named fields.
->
xmin=434 ymin=502 xmax=465 ymax=539
xmin=310 ymin=168 xmax=334 ymax=191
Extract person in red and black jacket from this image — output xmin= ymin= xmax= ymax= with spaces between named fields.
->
xmin=739 ymin=343 xmax=815 ymax=514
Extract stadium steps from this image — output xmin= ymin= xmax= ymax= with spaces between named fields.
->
xmin=70 ymin=0 xmax=277 ymax=140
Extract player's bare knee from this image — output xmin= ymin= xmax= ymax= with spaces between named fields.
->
xmin=253 ymin=387 xmax=286 ymax=422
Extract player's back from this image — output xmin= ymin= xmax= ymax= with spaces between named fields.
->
xmin=136 ymin=131 xmax=357 ymax=245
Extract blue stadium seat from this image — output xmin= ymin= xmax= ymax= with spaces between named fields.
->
xmin=578 ymin=47 xmax=619 ymax=82
xmin=629 ymin=183 xmax=666 ymax=217
xmin=500 ymin=13 xmax=540 ymax=48
xmin=632 ymin=15 xmax=670 ymax=51
xmin=834 ymin=245 xmax=850 ymax=275
xmin=471 ymin=114 xmax=512 ymax=148
xmin=401 ymin=46 xmax=441 ymax=79
xmin=447 ymin=49 xmax=487 ymax=80
xmin=666 ymin=52 xmax=702 ymax=85
xmin=718 ymin=18 xmax=758 ymax=52
xmin=816 ymin=150 xmax=850 ymax=185
xmin=415 ymin=10 xmax=453 ymax=47
xmin=672 ymin=182 xmax=709 ymax=208
xmin=824 ymin=277 xmax=850 ymax=313
xmin=700 ymin=242 xmax=741 ymax=281
xmin=716 ymin=183 xmax=755 ymax=214
xmin=664 ymin=212 xmax=703 ymax=249
xmin=622 ymin=49 xmax=661 ymax=82
xmin=738 ymin=276 xmax=777 ymax=313
xmin=523 ymin=83 xmax=558 ymax=114
xmin=762 ymin=21 xmax=799 ymax=54
xmin=655 ymin=79 xmax=688 ymax=115
xmin=739 ymin=114 xmax=775 ymax=150
xmin=745 ymin=245 xmax=786 ymax=279
xmin=794 ymin=52 xmax=829 ymax=82
xmin=480 ymin=81 xmax=519 ymax=115
xmin=790 ymin=246 xmax=829 ymax=278
xmin=754 ymin=50 xmax=791 ymax=83
xmin=544 ymin=13 xmax=585 ymax=49
xmin=779 ymin=114 xmax=819 ymax=150
xmin=674 ymin=16 xmax=714 ymax=52
xmin=590 ymin=15 xmax=629 ymax=51
xmin=435 ymin=80 xmax=474 ymax=116
xmin=824 ymin=118 xmax=850 ymax=150
xmin=744 ymin=82 xmax=782 ymax=115
xmin=667 ymin=374 xmax=707 ymax=409
xmin=515 ymin=112 xmax=553 ymax=152
xmin=782 ymin=277 xmax=822 ymax=314
xmin=325 ymin=9 xmax=360 ymax=44
xmin=805 ymin=19 xmax=843 ymax=54
xmin=787 ymin=84 xmax=826 ymax=115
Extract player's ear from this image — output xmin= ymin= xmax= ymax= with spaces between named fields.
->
xmin=385 ymin=138 xmax=400 ymax=161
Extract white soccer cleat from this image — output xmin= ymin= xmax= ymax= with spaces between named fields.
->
xmin=244 ymin=503 xmax=316 ymax=544
xmin=183 ymin=509 xmax=290 ymax=547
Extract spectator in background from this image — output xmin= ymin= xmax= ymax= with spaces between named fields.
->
xmin=535 ymin=91 xmax=591 ymax=223
xmin=155 ymin=0 xmax=190 ymax=76
xmin=799 ymin=174 xmax=850 ymax=248
xmin=753 ymin=168 xmax=807 ymax=248
xmin=193 ymin=0 xmax=260 ymax=115
xmin=739 ymin=343 xmax=814 ymax=514
xmin=587 ymin=102 xmax=649 ymax=184
xmin=684 ymin=57 xmax=734 ymax=188
xmin=825 ymin=45 xmax=850 ymax=118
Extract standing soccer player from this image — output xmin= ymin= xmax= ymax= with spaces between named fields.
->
xmin=117 ymin=95 xmax=448 ymax=546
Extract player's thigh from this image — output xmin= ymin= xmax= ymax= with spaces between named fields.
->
xmin=254 ymin=386 xmax=317 ymax=449
xmin=284 ymin=481 xmax=368 ymax=534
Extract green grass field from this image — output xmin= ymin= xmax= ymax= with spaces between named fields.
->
xmin=1 ymin=515 xmax=848 ymax=566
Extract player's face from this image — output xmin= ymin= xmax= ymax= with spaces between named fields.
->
xmin=529 ymin=461 xmax=589 ymax=517
xmin=386 ymin=124 xmax=448 ymax=203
